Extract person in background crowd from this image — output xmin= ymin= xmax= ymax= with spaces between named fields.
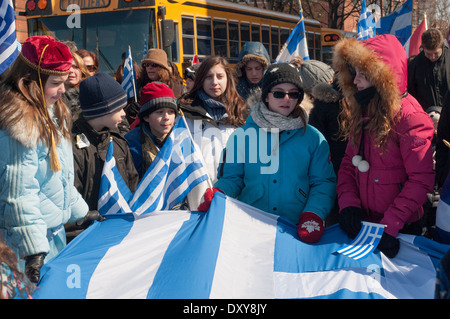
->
xmin=178 ymin=56 xmax=248 ymax=185
xmin=76 ymin=49 xmax=99 ymax=76
xmin=0 ymin=36 xmax=89 ymax=282
xmin=139 ymin=49 xmax=174 ymax=97
xmin=61 ymin=51 xmax=90 ymax=121
xmin=67 ymin=73 xmax=139 ymax=242
xmin=126 ymin=82 xmax=178 ymax=179
xmin=167 ymin=60 xmax=184 ymax=98
xmin=309 ymin=78 xmax=348 ymax=227
xmin=334 ymin=34 xmax=435 ymax=259
xmin=200 ymin=63 xmax=336 ymax=244
xmin=436 ymin=90 xmax=450 ymax=188
xmin=0 ymin=242 xmax=35 ymax=299
xmin=183 ymin=62 xmax=201 ymax=93
xmin=235 ymin=42 xmax=270 ymax=100
xmin=408 ymin=28 xmax=450 ymax=111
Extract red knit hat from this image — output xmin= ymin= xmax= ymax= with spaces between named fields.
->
xmin=139 ymin=82 xmax=178 ymax=118
xmin=19 ymin=36 xmax=72 ymax=75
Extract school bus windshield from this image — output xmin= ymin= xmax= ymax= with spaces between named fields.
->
xmin=27 ymin=9 xmax=156 ymax=75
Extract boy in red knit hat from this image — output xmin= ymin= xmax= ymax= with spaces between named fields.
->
xmin=125 ymin=82 xmax=179 ymax=179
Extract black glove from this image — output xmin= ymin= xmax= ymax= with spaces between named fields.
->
xmin=377 ymin=232 xmax=400 ymax=258
xmin=339 ymin=206 xmax=363 ymax=239
xmin=76 ymin=210 xmax=106 ymax=227
xmin=25 ymin=253 xmax=46 ymax=283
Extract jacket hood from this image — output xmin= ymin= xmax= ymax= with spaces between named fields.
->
xmin=235 ymin=42 xmax=270 ymax=78
xmin=332 ymin=34 xmax=405 ymax=109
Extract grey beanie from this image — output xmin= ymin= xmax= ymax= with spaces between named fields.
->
xmin=298 ymin=59 xmax=335 ymax=93
xmin=261 ymin=63 xmax=304 ymax=102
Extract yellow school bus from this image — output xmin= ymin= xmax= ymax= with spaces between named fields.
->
xmin=24 ymin=0 xmax=322 ymax=75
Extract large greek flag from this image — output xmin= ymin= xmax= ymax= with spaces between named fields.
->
xmin=35 ymin=192 xmax=449 ymax=299
xmin=376 ymin=0 xmax=412 ymax=45
xmin=121 ymin=46 xmax=136 ymax=99
xmin=357 ymin=0 xmax=376 ymax=41
xmin=0 ymin=0 xmax=19 ymax=75
xmin=98 ymin=116 xmax=209 ymax=216
xmin=274 ymin=1 xmax=309 ymax=62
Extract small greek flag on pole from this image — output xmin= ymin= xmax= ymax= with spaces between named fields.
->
xmin=336 ymin=222 xmax=386 ymax=260
xmin=0 ymin=0 xmax=19 ymax=75
xmin=121 ymin=46 xmax=137 ymax=101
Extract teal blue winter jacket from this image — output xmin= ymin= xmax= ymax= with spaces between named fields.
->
xmin=215 ymin=114 xmax=336 ymax=224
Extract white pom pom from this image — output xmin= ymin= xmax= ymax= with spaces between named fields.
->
xmin=357 ymin=160 xmax=370 ymax=172
xmin=352 ymin=155 xmax=362 ymax=167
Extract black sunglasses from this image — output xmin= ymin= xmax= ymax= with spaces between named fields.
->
xmin=143 ymin=62 xmax=160 ymax=68
xmin=270 ymin=91 xmax=301 ymax=100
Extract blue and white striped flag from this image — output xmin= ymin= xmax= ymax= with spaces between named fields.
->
xmin=357 ymin=0 xmax=376 ymax=40
xmin=129 ymin=116 xmax=209 ymax=215
xmin=98 ymin=116 xmax=209 ymax=216
xmin=98 ymin=139 xmax=133 ymax=215
xmin=274 ymin=0 xmax=309 ymax=62
xmin=336 ymin=221 xmax=385 ymax=260
xmin=0 ymin=0 xmax=19 ymax=75
xmin=121 ymin=46 xmax=136 ymax=100
xmin=376 ymin=0 xmax=412 ymax=45
xmin=34 ymin=193 xmax=450 ymax=299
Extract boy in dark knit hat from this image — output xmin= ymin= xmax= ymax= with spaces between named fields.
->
xmin=125 ymin=82 xmax=178 ymax=178
xmin=67 ymin=72 xmax=139 ymax=242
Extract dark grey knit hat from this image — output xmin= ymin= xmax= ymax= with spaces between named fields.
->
xmin=79 ymin=72 xmax=127 ymax=119
xmin=261 ymin=63 xmax=304 ymax=102
xmin=299 ymin=59 xmax=335 ymax=93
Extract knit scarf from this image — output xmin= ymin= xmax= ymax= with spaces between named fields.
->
xmin=198 ymin=90 xmax=228 ymax=122
xmin=250 ymin=101 xmax=307 ymax=131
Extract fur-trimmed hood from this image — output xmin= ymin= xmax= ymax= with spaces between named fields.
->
xmin=332 ymin=34 xmax=406 ymax=111
xmin=235 ymin=42 xmax=270 ymax=78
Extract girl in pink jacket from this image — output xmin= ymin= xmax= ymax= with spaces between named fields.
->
xmin=333 ymin=34 xmax=435 ymax=258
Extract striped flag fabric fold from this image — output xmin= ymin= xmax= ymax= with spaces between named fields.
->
xmin=357 ymin=0 xmax=376 ymax=41
xmin=0 ymin=0 xmax=19 ymax=75
xmin=274 ymin=0 xmax=309 ymax=62
xmin=435 ymin=173 xmax=450 ymax=244
xmin=121 ymin=46 xmax=136 ymax=99
xmin=336 ymin=221 xmax=385 ymax=260
xmin=98 ymin=139 xmax=133 ymax=215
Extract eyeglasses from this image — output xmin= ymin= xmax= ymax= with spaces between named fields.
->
xmin=270 ymin=91 xmax=301 ymax=100
xmin=143 ymin=62 xmax=160 ymax=68
xmin=86 ymin=65 xmax=97 ymax=72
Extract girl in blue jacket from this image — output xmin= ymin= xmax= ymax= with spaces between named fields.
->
xmin=199 ymin=63 xmax=336 ymax=243
xmin=0 ymin=36 xmax=89 ymax=283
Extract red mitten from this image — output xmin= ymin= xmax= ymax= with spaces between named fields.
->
xmin=297 ymin=212 xmax=324 ymax=243
xmin=197 ymin=188 xmax=223 ymax=212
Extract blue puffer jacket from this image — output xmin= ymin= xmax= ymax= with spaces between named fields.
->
xmin=215 ymin=111 xmax=336 ymax=224
xmin=0 ymin=108 xmax=88 ymax=263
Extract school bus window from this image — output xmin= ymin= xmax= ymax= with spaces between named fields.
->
xmin=280 ymin=28 xmax=290 ymax=49
xmin=229 ymin=21 xmax=239 ymax=63
xmin=314 ymin=32 xmax=321 ymax=60
xmin=166 ymin=22 xmax=179 ymax=63
xmin=240 ymin=22 xmax=250 ymax=49
xmin=251 ymin=24 xmax=260 ymax=42
xmin=196 ymin=18 xmax=212 ymax=57
xmin=182 ymin=16 xmax=194 ymax=56
xmin=261 ymin=25 xmax=270 ymax=58
xmin=271 ymin=26 xmax=279 ymax=59
xmin=213 ymin=19 xmax=227 ymax=57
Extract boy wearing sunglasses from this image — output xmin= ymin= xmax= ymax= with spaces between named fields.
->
xmin=199 ymin=63 xmax=336 ymax=244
